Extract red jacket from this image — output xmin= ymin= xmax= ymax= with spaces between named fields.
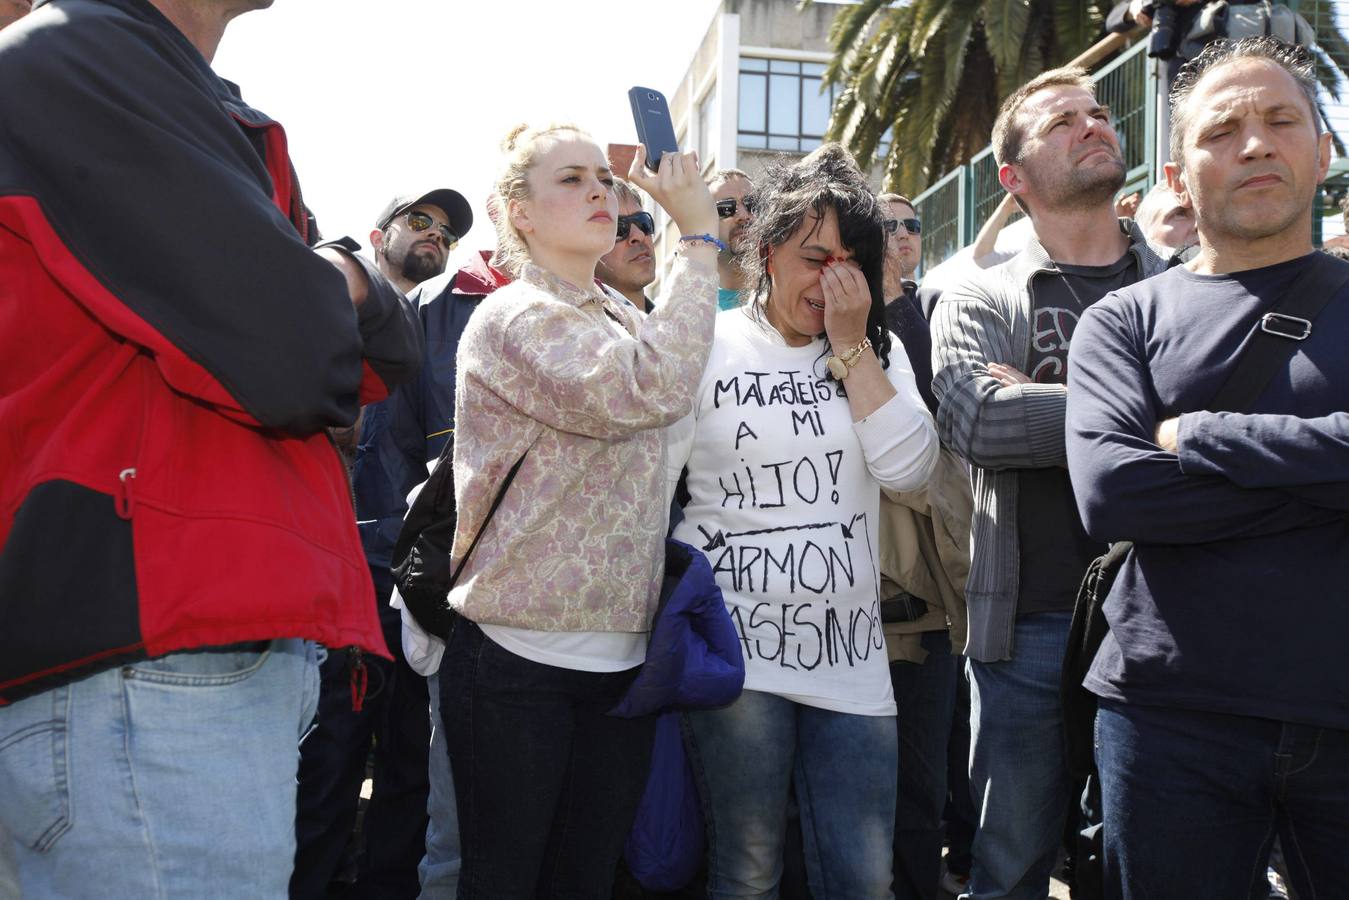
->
xmin=0 ymin=0 xmax=423 ymax=703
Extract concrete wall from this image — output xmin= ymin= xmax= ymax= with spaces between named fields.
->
xmin=729 ymin=0 xmax=835 ymax=53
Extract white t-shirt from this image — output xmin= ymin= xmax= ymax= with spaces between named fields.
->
xmin=667 ymin=307 xmax=937 ymax=716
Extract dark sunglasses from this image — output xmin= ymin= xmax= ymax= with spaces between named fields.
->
xmin=715 ymin=198 xmax=754 ymax=219
xmin=883 ymin=217 xmax=922 ymax=236
xmin=404 ymin=210 xmax=458 ymax=246
xmin=615 ymin=211 xmax=655 ymax=241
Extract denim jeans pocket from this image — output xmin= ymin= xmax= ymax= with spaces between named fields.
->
xmin=123 ymin=643 xmax=271 ymax=688
xmin=0 ymin=686 xmax=72 ymax=851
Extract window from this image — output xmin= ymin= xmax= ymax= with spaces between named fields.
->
xmin=737 ymin=57 xmax=839 ymax=152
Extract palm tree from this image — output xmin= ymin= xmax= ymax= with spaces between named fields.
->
xmin=818 ymin=0 xmax=1349 ymax=197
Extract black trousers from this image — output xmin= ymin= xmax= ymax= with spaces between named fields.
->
xmin=291 ymin=576 xmax=432 ymax=900
xmin=440 ymin=616 xmax=655 ymax=900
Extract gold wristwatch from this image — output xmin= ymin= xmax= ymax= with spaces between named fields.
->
xmin=826 ymin=337 xmax=872 ymax=380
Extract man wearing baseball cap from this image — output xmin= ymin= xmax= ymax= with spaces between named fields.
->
xmin=292 ymin=188 xmax=473 ymax=900
xmin=370 ymin=189 xmax=473 ymax=295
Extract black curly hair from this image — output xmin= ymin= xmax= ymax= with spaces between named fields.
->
xmin=738 ymin=143 xmax=891 ymax=375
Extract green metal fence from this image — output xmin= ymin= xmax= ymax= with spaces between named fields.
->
xmin=914 ymin=40 xmax=1156 ymax=274
xmin=913 ymin=1 xmax=1349 ymax=268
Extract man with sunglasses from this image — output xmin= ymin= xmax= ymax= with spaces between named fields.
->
xmin=596 ymin=179 xmax=656 ymax=313
xmin=883 ymin=197 xmax=923 ymax=290
xmin=292 ymin=187 xmax=474 ymax=900
xmin=371 ymin=190 xmax=473 ymax=295
xmin=709 ymin=168 xmax=755 ymax=309
xmin=343 ymin=194 xmax=512 ymax=899
xmin=880 ymin=194 xmax=929 ymax=409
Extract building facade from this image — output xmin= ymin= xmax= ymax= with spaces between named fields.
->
xmin=650 ymin=0 xmax=848 ymax=293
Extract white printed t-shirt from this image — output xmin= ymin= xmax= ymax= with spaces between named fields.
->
xmin=667 ymin=307 xmax=937 ymax=716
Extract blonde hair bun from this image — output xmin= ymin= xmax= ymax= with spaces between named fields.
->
xmin=501 ymin=123 xmax=532 ymax=154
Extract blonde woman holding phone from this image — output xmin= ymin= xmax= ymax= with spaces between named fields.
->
xmin=439 ymin=123 xmax=720 ymax=898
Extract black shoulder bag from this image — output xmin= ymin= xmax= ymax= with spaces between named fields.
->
xmin=1061 ymin=251 xmax=1349 ymax=779
xmin=390 ymin=442 xmax=525 ymax=640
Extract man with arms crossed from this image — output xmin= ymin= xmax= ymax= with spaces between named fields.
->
xmin=931 ymin=67 xmax=1166 ymax=899
xmin=1067 ymin=37 xmax=1349 ymax=899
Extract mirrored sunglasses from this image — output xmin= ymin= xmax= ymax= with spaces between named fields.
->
xmin=404 ymin=210 xmax=458 ymax=246
xmin=715 ymin=198 xmax=754 ymax=219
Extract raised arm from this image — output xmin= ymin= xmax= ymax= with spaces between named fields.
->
xmin=317 ymin=243 xmax=424 ymax=405
xmin=853 ymin=350 xmax=939 ymax=493
xmin=483 ymin=256 xmax=718 ymax=440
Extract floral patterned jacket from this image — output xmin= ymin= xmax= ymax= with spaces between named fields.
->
xmin=449 ymin=255 xmax=719 ymax=631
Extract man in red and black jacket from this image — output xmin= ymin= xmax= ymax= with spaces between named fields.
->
xmin=0 ymin=0 xmax=423 ymax=894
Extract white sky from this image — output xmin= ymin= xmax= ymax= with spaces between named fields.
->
xmin=213 ymin=0 xmax=722 ymax=266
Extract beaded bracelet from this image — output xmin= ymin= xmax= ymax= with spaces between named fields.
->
xmin=678 ymin=233 xmax=727 ymax=252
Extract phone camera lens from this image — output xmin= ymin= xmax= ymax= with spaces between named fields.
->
xmin=648 ymin=92 xmax=657 ymax=100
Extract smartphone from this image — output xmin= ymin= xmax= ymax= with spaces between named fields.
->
xmin=628 ymin=86 xmax=680 ymax=171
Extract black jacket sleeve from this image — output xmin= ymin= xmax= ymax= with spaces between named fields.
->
xmin=0 ymin=2 xmax=385 ymax=435
xmin=316 ymin=242 xmax=425 ymax=401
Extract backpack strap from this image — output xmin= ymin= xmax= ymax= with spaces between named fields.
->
xmin=446 ymin=454 xmax=526 ymax=591
xmin=1207 ymin=251 xmax=1349 ymax=413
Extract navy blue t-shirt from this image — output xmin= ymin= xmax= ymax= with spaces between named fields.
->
xmin=1066 ymin=253 xmax=1349 ymax=729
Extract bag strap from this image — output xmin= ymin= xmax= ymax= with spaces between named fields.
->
xmin=446 ymin=454 xmax=526 ymax=591
xmin=1206 ymin=252 xmax=1349 ymax=413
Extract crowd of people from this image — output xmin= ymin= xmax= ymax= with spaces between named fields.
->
xmin=1 ymin=2 xmax=1346 ymax=900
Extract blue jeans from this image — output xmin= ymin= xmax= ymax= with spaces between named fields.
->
xmin=1095 ymin=699 xmax=1349 ymax=900
xmin=418 ymin=670 xmax=460 ymax=899
xmin=440 ymin=617 xmax=655 ymax=899
xmin=685 ymin=689 xmax=898 ymax=899
xmin=0 ymin=639 xmax=320 ymax=898
xmin=889 ymin=631 xmax=959 ymax=900
xmin=967 ymin=612 xmax=1072 ymax=900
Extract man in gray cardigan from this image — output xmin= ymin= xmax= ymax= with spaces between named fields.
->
xmin=930 ymin=67 xmax=1167 ymax=899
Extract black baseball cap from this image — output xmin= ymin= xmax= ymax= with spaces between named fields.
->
xmin=376 ymin=188 xmax=473 ymax=239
